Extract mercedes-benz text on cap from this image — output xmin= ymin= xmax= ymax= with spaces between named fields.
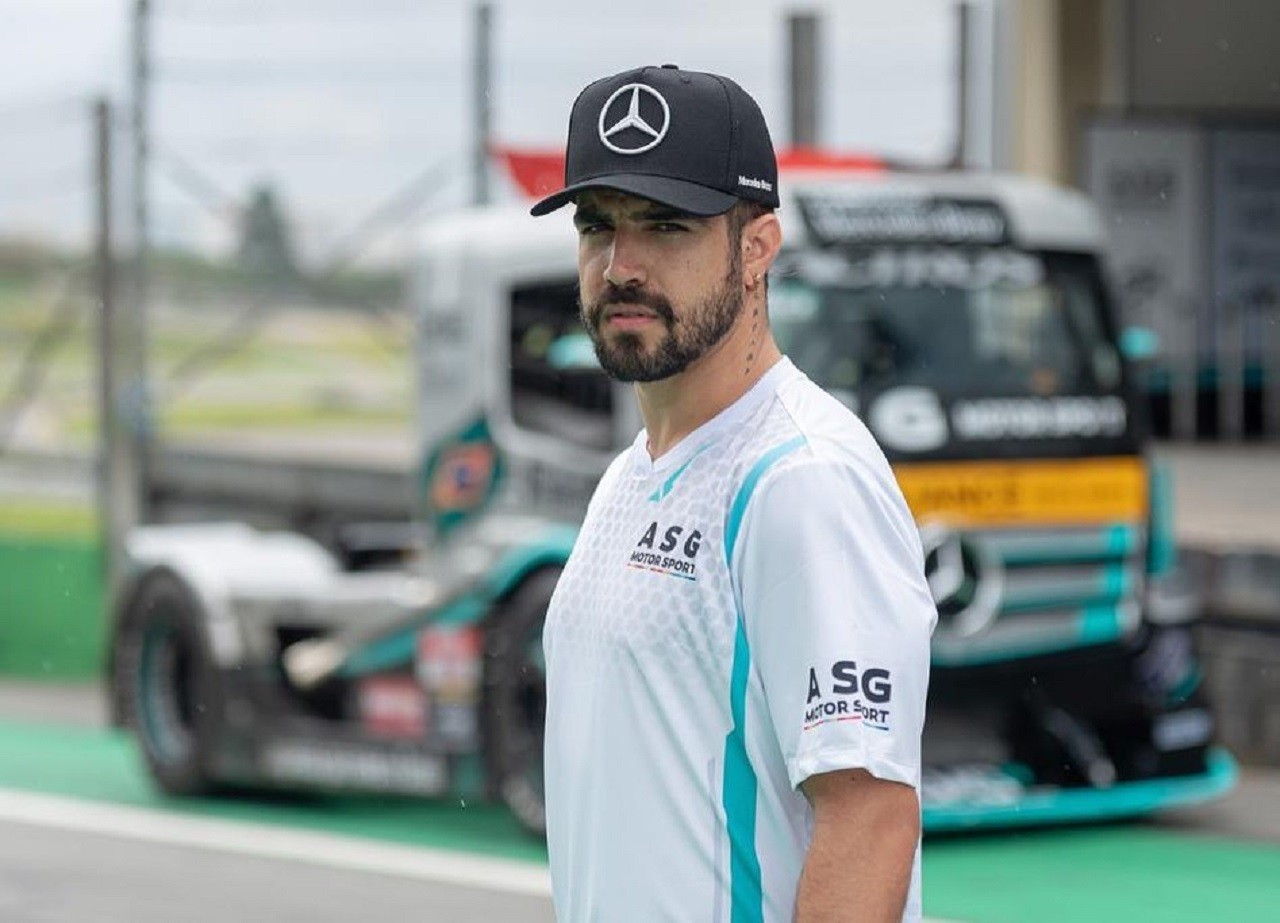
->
xmin=531 ymin=64 xmax=779 ymax=217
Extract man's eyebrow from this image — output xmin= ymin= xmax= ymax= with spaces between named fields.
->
xmin=573 ymin=203 xmax=700 ymax=225
xmin=572 ymin=206 xmax=608 ymax=225
xmin=637 ymin=206 xmax=698 ymax=222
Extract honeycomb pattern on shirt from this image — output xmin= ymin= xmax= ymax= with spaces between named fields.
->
xmin=547 ymin=390 xmax=806 ymax=676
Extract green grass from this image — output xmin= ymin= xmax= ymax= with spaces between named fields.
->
xmin=1 ymin=300 xmax=406 ymax=371
xmin=0 ymin=532 xmax=103 ymax=678
xmin=2 ymin=259 xmax=414 ymax=681
xmin=4 ymin=271 xmax=412 ymax=447
xmin=0 ymin=497 xmax=102 ymax=678
xmin=0 ymin=500 xmax=97 ymax=539
xmin=63 ymin=400 xmax=408 ymax=439
xmin=158 ymin=400 xmax=409 ymax=432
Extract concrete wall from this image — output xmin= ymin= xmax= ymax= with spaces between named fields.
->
xmin=1001 ymin=0 xmax=1280 ymax=185
xmin=1012 ymin=0 xmax=1064 ymax=180
xmin=1000 ymin=0 xmax=1121 ymax=185
xmin=1130 ymin=0 xmax=1280 ymax=111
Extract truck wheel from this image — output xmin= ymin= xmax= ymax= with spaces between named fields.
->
xmin=115 ymin=571 xmax=220 ymax=797
xmin=483 ymin=568 xmax=559 ymax=838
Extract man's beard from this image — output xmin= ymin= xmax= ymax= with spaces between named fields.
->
xmin=580 ymin=262 xmax=744 ymax=383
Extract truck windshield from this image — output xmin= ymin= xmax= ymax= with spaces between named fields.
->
xmin=770 ymin=248 xmax=1123 ymax=402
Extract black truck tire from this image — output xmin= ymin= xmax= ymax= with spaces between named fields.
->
xmin=483 ymin=567 xmax=560 ymax=838
xmin=114 ymin=570 xmax=222 ymax=797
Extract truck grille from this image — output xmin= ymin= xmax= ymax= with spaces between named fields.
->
xmin=931 ymin=523 xmax=1145 ymax=666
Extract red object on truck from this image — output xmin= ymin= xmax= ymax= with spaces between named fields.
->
xmin=493 ymin=145 xmax=885 ymax=199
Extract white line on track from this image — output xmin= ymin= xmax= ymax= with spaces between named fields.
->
xmin=0 ymin=786 xmax=551 ymax=898
xmin=0 ymin=787 xmax=963 ymax=920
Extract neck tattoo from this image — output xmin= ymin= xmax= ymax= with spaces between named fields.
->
xmin=744 ymin=305 xmax=761 ymax=376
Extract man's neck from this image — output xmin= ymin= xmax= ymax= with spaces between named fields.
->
xmin=635 ymin=315 xmax=782 ymax=461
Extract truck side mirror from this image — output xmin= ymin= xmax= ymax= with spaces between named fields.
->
xmin=1119 ymin=326 xmax=1159 ymax=362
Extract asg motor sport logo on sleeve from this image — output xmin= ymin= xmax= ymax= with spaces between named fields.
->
xmin=805 ymin=660 xmax=894 ymax=732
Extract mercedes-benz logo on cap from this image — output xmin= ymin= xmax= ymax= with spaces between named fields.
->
xmin=598 ymin=83 xmax=670 ymax=155
xmin=920 ymin=523 xmax=1003 ymax=641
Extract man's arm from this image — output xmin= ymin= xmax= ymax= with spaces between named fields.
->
xmin=796 ymin=768 xmax=920 ymax=922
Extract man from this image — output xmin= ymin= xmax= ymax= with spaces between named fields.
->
xmin=532 ymin=64 xmax=936 ymax=922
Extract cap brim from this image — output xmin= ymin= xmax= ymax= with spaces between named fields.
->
xmin=530 ymin=173 xmax=739 ymax=217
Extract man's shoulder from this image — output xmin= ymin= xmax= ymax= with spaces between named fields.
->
xmin=745 ymin=367 xmax=889 ymax=479
xmin=722 ymin=373 xmax=914 ymax=549
xmin=579 ymin=444 xmax=637 ymax=512
xmin=711 ymin=376 xmax=875 ymax=532
xmin=731 ymin=385 xmax=922 ymax=572
xmin=604 ymin=443 xmax=636 ymax=479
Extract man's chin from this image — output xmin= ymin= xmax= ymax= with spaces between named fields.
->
xmin=597 ymin=356 xmax=649 ymax=383
xmin=596 ymin=347 xmax=669 ymax=383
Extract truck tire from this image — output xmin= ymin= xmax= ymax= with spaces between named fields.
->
xmin=483 ymin=567 xmax=560 ymax=838
xmin=115 ymin=570 xmax=221 ymax=797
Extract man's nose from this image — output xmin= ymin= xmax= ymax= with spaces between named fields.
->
xmin=603 ymin=228 xmax=648 ymax=289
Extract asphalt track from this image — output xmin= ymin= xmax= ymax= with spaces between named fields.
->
xmin=0 ymin=720 xmax=555 ymax=922
xmin=1 ymin=715 xmax=1279 ymax=922
xmin=0 ymin=817 xmax=554 ymax=922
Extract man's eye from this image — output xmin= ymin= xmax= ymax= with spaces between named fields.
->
xmin=576 ymin=222 xmax=610 ymax=236
xmin=652 ymin=222 xmax=688 ymax=233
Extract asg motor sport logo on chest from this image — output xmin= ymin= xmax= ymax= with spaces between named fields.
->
xmin=628 ymin=520 xmax=702 ymax=581
xmin=805 ymin=660 xmax=894 ymax=732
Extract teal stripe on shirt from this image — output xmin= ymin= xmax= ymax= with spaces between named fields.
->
xmin=722 ymin=434 xmax=806 ymax=923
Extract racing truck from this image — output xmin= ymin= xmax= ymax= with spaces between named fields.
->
xmin=108 ymin=166 xmax=1236 ymax=837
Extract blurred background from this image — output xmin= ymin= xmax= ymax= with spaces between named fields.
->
xmin=0 ymin=0 xmax=959 ymax=679
xmin=0 ymin=1 xmax=1278 ymax=921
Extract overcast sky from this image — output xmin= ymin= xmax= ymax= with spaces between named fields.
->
xmin=0 ymin=0 xmax=957 ymax=261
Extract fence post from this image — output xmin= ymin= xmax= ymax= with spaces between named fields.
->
xmin=1218 ymin=296 xmax=1244 ymax=441
xmin=96 ymin=98 xmax=141 ymax=608
xmin=788 ymin=12 xmax=821 ymax=148
xmin=1173 ymin=295 xmax=1198 ymax=441
xmin=1267 ymin=295 xmax=1280 ymax=439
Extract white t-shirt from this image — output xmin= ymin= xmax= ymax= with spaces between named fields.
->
xmin=543 ymin=357 xmax=936 ymax=923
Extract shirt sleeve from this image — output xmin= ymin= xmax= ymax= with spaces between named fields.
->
xmin=733 ymin=443 xmax=936 ymax=791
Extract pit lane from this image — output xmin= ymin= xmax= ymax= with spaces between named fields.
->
xmin=0 ymin=685 xmax=1278 ymax=922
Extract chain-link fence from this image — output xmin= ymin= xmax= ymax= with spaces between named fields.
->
xmin=0 ymin=96 xmax=104 ymax=464
xmin=1 ymin=0 xmax=960 ymax=480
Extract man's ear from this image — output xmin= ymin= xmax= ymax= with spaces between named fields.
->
xmin=742 ymin=212 xmax=783 ymax=284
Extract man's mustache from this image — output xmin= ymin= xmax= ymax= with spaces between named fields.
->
xmin=585 ymin=284 xmax=675 ymax=325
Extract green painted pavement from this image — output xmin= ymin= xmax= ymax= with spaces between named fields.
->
xmin=0 ymin=533 xmax=103 ymax=679
xmin=923 ymin=827 xmax=1280 ymax=922
xmin=1 ymin=719 xmax=1278 ymax=920
xmin=0 ymin=719 xmax=546 ymax=864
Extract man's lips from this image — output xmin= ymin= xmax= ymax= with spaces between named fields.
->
xmin=602 ymin=303 xmax=660 ymax=328
xmin=603 ymin=303 xmax=657 ymax=320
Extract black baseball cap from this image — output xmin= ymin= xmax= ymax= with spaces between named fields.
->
xmin=531 ymin=64 xmax=779 ymax=217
